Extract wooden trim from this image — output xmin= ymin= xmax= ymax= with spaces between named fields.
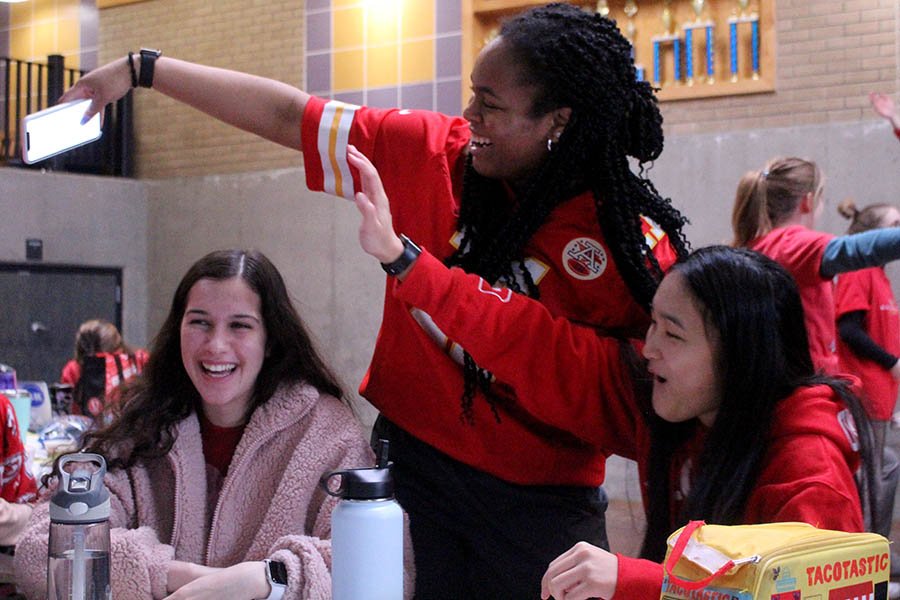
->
xmin=97 ymin=0 xmax=153 ymax=9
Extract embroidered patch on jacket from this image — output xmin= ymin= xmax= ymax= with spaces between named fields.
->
xmin=562 ymin=237 xmax=608 ymax=280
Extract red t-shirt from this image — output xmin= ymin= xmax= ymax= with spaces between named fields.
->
xmin=834 ymin=267 xmax=900 ymax=420
xmin=301 ymin=97 xmax=677 ymax=485
xmin=750 ymin=226 xmax=838 ymax=374
xmin=198 ymin=410 xmax=245 ymax=477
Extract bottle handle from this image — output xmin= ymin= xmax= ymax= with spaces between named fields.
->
xmin=58 ymin=452 xmax=107 ymax=493
xmin=319 ymin=470 xmax=350 ymax=498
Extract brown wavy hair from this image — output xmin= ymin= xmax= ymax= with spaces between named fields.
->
xmin=75 ymin=249 xmax=344 ymax=472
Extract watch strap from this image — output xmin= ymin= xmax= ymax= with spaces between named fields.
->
xmin=381 ymin=234 xmax=421 ymax=276
xmin=138 ymin=48 xmax=162 ymax=88
xmin=261 ymin=559 xmax=287 ymax=600
xmin=127 ymin=52 xmax=138 ymax=88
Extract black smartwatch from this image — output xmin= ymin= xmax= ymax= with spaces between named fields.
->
xmin=138 ymin=48 xmax=162 ymax=88
xmin=260 ymin=559 xmax=287 ymax=600
xmin=381 ymin=234 xmax=421 ymax=276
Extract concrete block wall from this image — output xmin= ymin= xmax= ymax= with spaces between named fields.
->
xmin=98 ymin=0 xmax=305 ymax=177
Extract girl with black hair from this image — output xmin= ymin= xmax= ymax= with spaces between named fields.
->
xmin=349 ymin=149 xmax=874 ymax=600
xmin=62 ymin=3 xmax=689 ymax=596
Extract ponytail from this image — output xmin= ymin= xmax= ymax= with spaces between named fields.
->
xmin=731 ymin=170 xmax=769 ymax=246
xmin=732 ymin=157 xmax=824 ymax=246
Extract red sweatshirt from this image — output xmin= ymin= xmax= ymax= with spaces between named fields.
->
xmin=750 ymin=226 xmax=838 ymax=374
xmin=395 ymin=251 xmax=864 ymax=600
xmin=301 ymin=97 xmax=676 ymax=485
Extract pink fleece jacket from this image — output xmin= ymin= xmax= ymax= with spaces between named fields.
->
xmin=15 ymin=383 xmax=414 ymax=599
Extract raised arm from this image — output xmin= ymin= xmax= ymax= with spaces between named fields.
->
xmin=347 ymin=145 xmax=643 ymax=454
xmin=59 ymin=55 xmax=309 ymax=151
xmin=870 ymin=92 xmax=900 ymax=132
xmin=820 ymin=227 xmax=900 ymax=279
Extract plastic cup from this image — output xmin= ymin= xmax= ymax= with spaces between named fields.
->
xmin=9 ymin=391 xmax=31 ymax=444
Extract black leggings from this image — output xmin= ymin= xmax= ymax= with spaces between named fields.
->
xmin=373 ymin=416 xmax=609 ymax=600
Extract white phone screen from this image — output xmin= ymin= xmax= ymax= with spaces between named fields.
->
xmin=22 ymin=99 xmax=102 ymax=164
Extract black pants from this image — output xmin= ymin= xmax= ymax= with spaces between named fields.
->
xmin=373 ymin=416 xmax=609 ymax=600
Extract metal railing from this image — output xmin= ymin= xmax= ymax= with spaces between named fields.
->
xmin=1 ymin=55 xmax=133 ymax=176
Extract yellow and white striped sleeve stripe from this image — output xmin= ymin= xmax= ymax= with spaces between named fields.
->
xmin=316 ymin=100 xmax=360 ymax=200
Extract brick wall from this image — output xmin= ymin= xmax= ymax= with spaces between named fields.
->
xmin=100 ymin=0 xmax=900 ymax=176
xmin=661 ymin=0 xmax=899 ymax=134
xmin=99 ymin=0 xmax=304 ymax=177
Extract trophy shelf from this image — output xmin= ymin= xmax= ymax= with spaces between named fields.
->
xmin=462 ymin=0 xmax=775 ymax=107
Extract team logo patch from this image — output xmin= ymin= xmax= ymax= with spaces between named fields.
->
xmin=562 ymin=237 xmax=608 ymax=281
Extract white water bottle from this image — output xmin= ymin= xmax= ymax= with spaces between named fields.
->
xmin=320 ymin=440 xmax=403 ymax=600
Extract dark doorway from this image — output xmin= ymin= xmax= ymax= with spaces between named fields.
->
xmin=0 ymin=263 xmax=122 ymax=384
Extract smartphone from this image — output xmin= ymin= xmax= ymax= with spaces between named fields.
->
xmin=21 ymin=99 xmax=102 ymax=164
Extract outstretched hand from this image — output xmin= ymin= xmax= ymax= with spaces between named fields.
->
xmin=59 ymin=56 xmax=133 ymax=125
xmin=541 ymin=541 xmax=619 ymax=600
xmin=870 ymin=93 xmax=900 ymax=128
xmin=346 ymin=145 xmax=405 ymax=265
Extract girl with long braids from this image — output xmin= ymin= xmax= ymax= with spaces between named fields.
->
xmin=347 ymin=148 xmax=874 ymax=600
xmin=732 ymin=156 xmax=900 ymax=374
xmin=61 ymin=3 xmax=689 ymax=596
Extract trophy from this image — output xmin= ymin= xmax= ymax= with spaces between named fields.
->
xmin=625 ymin=0 xmax=638 ymax=42
xmin=652 ymin=0 xmax=681 ymax=85
xmin=692 ymin=0 xmax=705 ymax=20
xmin=661 ymin=0 xmax=674 ymax=35
xmin=684 ymin=0 xmax=715 ymax=85
xmin=623 ymin=0 xmax=645 ymax=81
xmin=729 ymin=0 xmax=760 ymax=81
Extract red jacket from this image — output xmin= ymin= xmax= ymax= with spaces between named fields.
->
xmin=301 ymin=97 xmax=676 ymax=485
xmin=394 ymin=252 xmax=864 ymax=600
xmin=750 ymin=226 xmax=838 ymax=374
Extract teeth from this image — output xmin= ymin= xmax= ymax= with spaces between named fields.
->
xmin=202 ymin=362 xmax=236 ymax=374
xmin=470 ymin=134 xmax=492 ymax=148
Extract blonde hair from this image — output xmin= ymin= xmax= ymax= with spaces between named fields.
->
xmin=731 ymin=156 xmax=825 ymax=246
xmin=837 ymin=198 xmax=897 ymax=235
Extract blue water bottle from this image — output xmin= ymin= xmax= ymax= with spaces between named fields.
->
xmin=320 ymin=440 xmax=403 ymax=600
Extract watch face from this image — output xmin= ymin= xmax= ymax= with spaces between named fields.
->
xmin=269 ymin=561 xmax=288 ymax=585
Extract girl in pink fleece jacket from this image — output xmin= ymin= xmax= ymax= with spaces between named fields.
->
xmin=15 ymin=249 xmax=412 ymax=600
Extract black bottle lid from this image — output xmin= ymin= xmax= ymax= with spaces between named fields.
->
xmin=319 ymin=439 xmax=394 ymax=500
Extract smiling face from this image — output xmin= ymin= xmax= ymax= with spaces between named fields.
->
xmin=461 ymin=37 xmax=566 ymax=188
xmin=643 ymin=272 xmax=722 ymax=427
xmin=180 ymin=276 xmax=266 ymax=427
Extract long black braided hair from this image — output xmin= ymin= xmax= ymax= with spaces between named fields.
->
xmin=447 ymin=3 xmax=691 ymax=424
